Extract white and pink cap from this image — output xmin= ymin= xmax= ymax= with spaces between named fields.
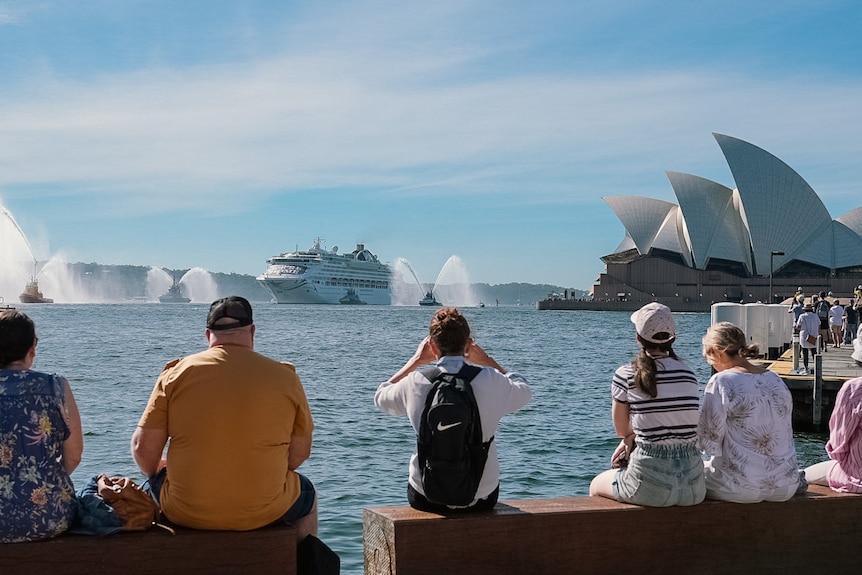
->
xmin=631 ymin=302 xmax=676 ymax=343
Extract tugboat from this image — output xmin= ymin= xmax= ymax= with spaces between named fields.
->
xmin=419 ymin=290 xmax=440 ymax=306
xmin=158 ymin=277 xmax=191 ymax=303
xmin=339 ymin=288 xmax=367 ymax=305
xmin=19 ymin=278 xmax=53 ymax=304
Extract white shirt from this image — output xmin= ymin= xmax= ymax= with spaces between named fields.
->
xmin=829 ymin=304 xmax=845 ymax=327
xmin=697 ymin=369 xmax=801 ymax=496
xmin=796 ymin=311 xmax=820 ymax=349
xmin=374 ymin=355 xmax=531 ymax=505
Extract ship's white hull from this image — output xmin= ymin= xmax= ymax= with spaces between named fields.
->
xmin=259 ymin=277 xmax=391 ymax=305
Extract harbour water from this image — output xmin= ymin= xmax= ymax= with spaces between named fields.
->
xmin=18 ymin=304 xmax=828 ymax=574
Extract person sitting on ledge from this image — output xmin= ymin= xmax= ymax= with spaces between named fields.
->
xmin=0 ymin=310 xmax=84 ymax=543
xmin=590 ymin=302 xmax=705 ymax=507
xmin=374 ymin=307 xmax=531 ymax=513
xmin=698 ymin=322 xmax=806 ymax=503
xmin=131 ymin=297 xmax=317 ymax=540
xmin=805 ymin=377 xmax=862 ymax=493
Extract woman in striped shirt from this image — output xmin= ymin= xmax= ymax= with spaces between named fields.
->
xmin=805 ymin=377 xmax=862 ymax=493
xmin=590 ymin=303 xmax=705 ymax=506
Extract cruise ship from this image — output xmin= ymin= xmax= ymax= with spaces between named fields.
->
xmin=257 ymin=239 xmax=395 ymax=304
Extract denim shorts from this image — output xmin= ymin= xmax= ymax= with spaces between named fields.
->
xmin=613 ymin=441 xmax=705 ymax=507
xmin=277 ymin=473 xmax=316 ymax=523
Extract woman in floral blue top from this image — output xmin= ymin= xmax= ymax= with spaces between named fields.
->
xmin=0 ymin=310 xmax=84 ymax=543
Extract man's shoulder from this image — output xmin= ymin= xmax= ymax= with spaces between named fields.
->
xmin=278 ymin=360 xmax=297 ymax=373
xmin=160 ymin=357 xmax=183 ymax=372
xmin=252 ymin=354 xmax=303 ymax=383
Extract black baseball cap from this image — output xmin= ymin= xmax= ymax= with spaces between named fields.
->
xmin=206 ymin=296 xmax=253 ymax=330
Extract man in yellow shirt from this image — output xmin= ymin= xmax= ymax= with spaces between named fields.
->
xmin=131 ymin=296 xmax=316 ymax=540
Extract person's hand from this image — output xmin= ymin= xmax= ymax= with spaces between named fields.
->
xmin=466 ymin=339 xmax=492 ymax=364
xmin=413 ymin=336 xmax=437 ymax=364
xmin=466 ymin=339 xmax=506 ymax=372
xmin=387 ymin=337 xmax=438 ymax=384
xmin=611 ymin=435 xmax=635 ymax=468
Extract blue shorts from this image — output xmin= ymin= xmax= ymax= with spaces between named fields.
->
xmin=277 ymin=473 xmax=316 ymax=523
xmin=613 ymin=441 xmax=705 ymax=507
xmin=145 ymin=468 xmax=316 ymax=523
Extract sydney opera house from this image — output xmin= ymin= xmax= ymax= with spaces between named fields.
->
xmin=586 ymin=133 xmax=862 ymax=311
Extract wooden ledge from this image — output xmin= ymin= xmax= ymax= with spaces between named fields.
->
xmin=1 ymin=522 xmax=296 ymax=575
xmin=364 ymin=486 xmax=862 ymax=575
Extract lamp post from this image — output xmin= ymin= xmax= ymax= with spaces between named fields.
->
xmin=770 ymin=251 xmax=785 ymax=303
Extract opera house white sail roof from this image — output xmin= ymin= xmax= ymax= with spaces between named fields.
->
xmin=603 ymin=133 xmax=862 ymax=277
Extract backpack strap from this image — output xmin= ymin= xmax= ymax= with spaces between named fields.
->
xmin=419 ymin=365 xmax=443 ymax=384
xmin=419 ymin=363 xmax=482 ymax=384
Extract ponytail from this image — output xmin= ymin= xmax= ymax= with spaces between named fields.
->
xmin=632 ymin=337 xmax=677 ymax=398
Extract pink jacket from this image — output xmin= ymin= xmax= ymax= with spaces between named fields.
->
xmin=826 ymin=378 xmax=862 ymax=493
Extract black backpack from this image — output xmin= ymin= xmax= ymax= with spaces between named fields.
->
xmin=417 ymin=364 xmax=491 ymax=506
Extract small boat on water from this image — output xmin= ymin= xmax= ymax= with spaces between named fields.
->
xmin=0 ymin=296 xmax=15 ymax=311
xmin=159 ymin=278 xmax=191 ymax=303
xmin=419 ymin=291 xmax=440 ymax=306
xmin=339 ymin=288 xmax=367 ymax=305
xmin=19 ymin=278 xmax=53 ymax=304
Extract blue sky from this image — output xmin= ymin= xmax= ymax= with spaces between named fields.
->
xmin=1 ymin=1 xmax=861 ymax=289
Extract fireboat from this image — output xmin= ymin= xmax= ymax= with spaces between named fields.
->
xmin=158 ymin=277 xmax=191 ymax=303
xmin=19 ymin=278 xmax=53 ymax=304
xmin=419 ymin=290 xmax=440 ymax=306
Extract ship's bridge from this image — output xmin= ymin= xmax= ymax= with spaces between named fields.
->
xmin=351 ymin=243 xmax=380 ymax=263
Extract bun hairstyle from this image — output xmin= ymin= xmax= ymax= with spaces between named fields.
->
xmin=429 ymin=307 xmax=470 ymax=356
xmin=0 ymin=310 xmax=36 ymax=367
xmin=702 ymin=321 xmax=760 ymax=359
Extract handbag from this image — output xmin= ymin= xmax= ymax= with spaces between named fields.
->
xmin=96 ymin=474 xmax=161 ymax=531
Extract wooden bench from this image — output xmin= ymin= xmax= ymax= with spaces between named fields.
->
xmin=1 ymin=523 xmax=296 ymax=575
xmin=363 ymin=485 xmax=862 ymax=575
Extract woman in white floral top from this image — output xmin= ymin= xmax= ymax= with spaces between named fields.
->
xmin=697 ymin=322 xmax=806 ymax=503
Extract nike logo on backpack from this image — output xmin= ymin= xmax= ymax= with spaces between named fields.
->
xmin=437 ymin=421 xmax=462 ymax=431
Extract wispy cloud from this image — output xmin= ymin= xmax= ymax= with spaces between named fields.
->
xmin=1 ymin=1 xmax=861 ymax=285
xmin=2 ymin=54 xmax=861 ymax=213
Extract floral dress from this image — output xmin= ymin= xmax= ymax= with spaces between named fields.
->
xmin=0 ymin=369 xmax=76 ymax=543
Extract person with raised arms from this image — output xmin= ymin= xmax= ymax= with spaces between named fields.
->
xmin=375 ymin=307 xmax=531 ymax=513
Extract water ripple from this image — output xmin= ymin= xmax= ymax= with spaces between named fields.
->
xmin=18 ymin=304 xmax=824 ymax=574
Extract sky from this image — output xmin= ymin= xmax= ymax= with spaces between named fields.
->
xmin=1 ymin=1 xmax=861 ymax=289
